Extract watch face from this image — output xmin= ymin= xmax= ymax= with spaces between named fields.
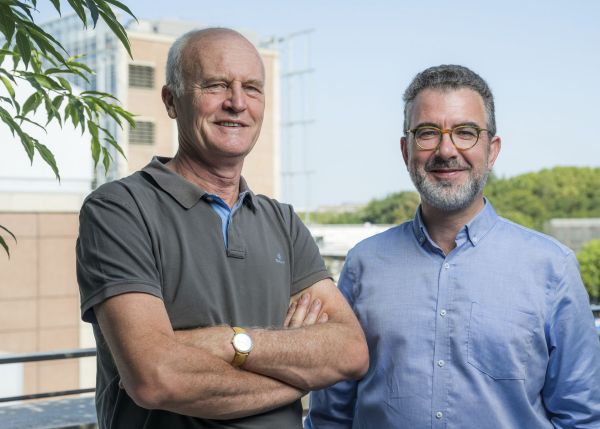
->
xmin=233 ymin=333 xmax=253 ymax=353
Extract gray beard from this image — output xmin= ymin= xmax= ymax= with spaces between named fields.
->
xmin=409 ymin=164 xmax=489 ymax=212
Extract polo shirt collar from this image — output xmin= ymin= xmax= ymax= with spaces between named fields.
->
xmin=412 ymin=197 xmax=499 ymax=248
xmin=142 ymin=156 xmax=256 ymax=210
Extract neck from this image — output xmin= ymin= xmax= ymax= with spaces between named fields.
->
xmin=420 ymin=196 xmax=485 ymax=255
xmin=167 ymin=154 xmax=243 ymax=207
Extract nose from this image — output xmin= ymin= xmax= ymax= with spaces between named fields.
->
xmin=223 ymin=82 xmax=247 ymax=113
xmin=436 ymin=131 xmax=458 ymax=159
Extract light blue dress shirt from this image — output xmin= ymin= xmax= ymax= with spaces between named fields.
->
xmin=306 ymin=201 xmax=600 ymax=429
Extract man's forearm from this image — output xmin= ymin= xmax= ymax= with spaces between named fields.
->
xmin=175 ymin=286 xmax=368 ymax=392
xmin=244 ymin=321 xmax=367 ymax=391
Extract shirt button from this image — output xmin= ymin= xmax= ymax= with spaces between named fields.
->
xmin=436 ymin=411 xmax=443 ymax=419
xmin=437 ymin=359 xmax=445 ymax=367
xmin=443 ymin=263 xmax=450 ymax=269
xmin=440 ymin=309 xmax=447 ymax=317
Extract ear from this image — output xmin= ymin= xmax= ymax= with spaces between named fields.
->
xmin=161 ymin=85 xmax=177 ymax=119
xmin=486 ymin=135 xmax=501 ymax=170
xmin=400 ymin=136 xmax=409 ymax=166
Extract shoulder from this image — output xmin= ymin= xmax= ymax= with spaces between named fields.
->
xmin=82 ymin=172 xmax=150 ymax=210
xmin=348 ymin=221 xmax=413 ymax=259
xmin=494 ymin=216 xmax=573 ymax=259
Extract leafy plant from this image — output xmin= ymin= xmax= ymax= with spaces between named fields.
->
xmin=0 ymin=0 xmax=137 ymax=256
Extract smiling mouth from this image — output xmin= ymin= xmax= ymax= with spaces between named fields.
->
xmin=216 ymin=121 xmax=246 ymax=127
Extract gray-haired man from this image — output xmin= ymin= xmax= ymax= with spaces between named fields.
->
xmin=77 ymin=28 xmax=368 ymax=429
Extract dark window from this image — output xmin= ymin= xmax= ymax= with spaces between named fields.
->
xmin=129 ymin=121 xmax=155 ymax=145
xmin=128 ymin=64 xmax=155 ymax=88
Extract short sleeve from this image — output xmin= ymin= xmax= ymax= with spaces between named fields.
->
xmin=77 ymin=191 xmax=162 ymax=323
xmin=287 ymin=208 xmax=331 ymax=295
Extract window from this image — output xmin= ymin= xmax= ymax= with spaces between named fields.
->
xmin=129 ymin=121 xmax=155 ymax=145
xmin=128 ymin=64 xmax=155 ymax=88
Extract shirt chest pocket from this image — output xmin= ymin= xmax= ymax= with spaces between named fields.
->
xmin=467 ymin=302 xmax=537 ymax=380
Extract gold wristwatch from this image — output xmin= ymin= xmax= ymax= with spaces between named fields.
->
xmin=231 ymin=326 xmax=253 ymax=367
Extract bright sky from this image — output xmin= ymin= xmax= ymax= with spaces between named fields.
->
xmin=35 ymin=0 xmax=600 ymax=209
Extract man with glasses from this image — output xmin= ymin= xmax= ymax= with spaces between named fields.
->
xmin=305 ymin=65 xmax=600 ymax=428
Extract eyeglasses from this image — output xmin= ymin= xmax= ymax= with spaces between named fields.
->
xmin=407 ymin=125 xmax=490 ymax=151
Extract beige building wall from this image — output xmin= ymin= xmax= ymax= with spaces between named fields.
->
xmin=126 ymin=32 xmax=280 ymax=197
xmin=0 ymin=211 xmax=81 ymax=397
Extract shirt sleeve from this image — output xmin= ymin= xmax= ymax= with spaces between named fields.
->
xmin=77 ymin=191 xmax=162 ymax=323
xmin=305 ymin=257 xmax=358 ymax=428
xmin=543 ymin=252 xmax=600 ymax=427
xmin=288 ymin=207 xmax=331 ymax=295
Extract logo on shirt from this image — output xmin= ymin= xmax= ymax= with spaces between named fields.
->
xmin=275 ymin=253 xmax=285 ymax=264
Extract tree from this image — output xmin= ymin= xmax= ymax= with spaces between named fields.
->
xmin=0 ymin=0 xmax=137 ymax=256
xmin=577 ymin=239 xmax=600 ymax=303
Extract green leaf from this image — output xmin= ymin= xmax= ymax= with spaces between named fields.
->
xmin=91 ymin=135 xmax=101 ymax=166
xmin=15 ymin=115 xmax=47 ymax=132
xmin=0 ymin=222 xmax=16 ymax=258
xmin=81 ymin=90 xmax=118 ymax=100
xmin=66 ymin=0 xmax=88 ymax=27
xmin=52 ymin=94 xmax=64 ymax=111
xmin=34 ymin=141 xmax=60 ymax=181
xmin=88 ymin=119 xmax=99 ymax=140
xmin=57 ymin=76 xmax=72 ymax=92
xmin=0 ymin=67 xmax=16 ymax=82
xmin=103 ymin=0 xmax=137 ymax=20
xmin=33 ymin=74 xmax=60 ymax=90
xmin=11 ymin=1 xmax=35 ymax=22
xmin=97 ymin=9 xmax=133 ymax=59
xmin=0 ymin=75 xmax=15 ymax=99
xmin=49 ymin=0 xmax=61 ymax=14
xmin=15 ymin=30 xmax=31 ymax=67
xmin=103 ymin=133 xmax=126 ymax=159
xmin=102 ymin=146 xmax=112 ymax=172
xmin=84 ymin=0 xmax=100 ymax=26
xmin=21 ymin=92 xmax=42 ymax=116
xmin=68 ymin=60 xmax=94 ymax=74
xmin=0 ymin=234 xmax=10 ymax=258
xmin=0 ymin=4 xmax=16 ymax=44
xmin=20 ymin=133 xmax=35 ymax=163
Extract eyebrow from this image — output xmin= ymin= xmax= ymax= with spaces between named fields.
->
xmin=412 ymin=121 xmax=483 ymax=129
xmin=201 ymin=76 xmax=264 ymax=87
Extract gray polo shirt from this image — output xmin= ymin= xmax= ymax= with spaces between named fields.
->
xmin=76 ymin=157 xmax=330 ymax=429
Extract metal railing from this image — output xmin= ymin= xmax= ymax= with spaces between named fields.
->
xmin=0 ymin=348 xmax=97 ymax=429
xmin=0 ymin=348 xmax=96 ymax=403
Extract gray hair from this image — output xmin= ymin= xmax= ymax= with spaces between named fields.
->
xmin=165 ymin=30 xmax=200 ymax=97
xmin=403 ymin=65 xmax=496 ymax=136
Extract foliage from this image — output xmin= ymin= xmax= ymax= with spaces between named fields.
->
xmin=486 ymin=167 xmax=600 ymax=231
xmin=0 ymin=0 xmax=137 ymax=256
xmin=312 ymin=167 xmax=600 ymax=231
xmin=309 ymin=191 xmax=421 ymax=225
xmin=577 ymin=239 xmax=600 ymax=303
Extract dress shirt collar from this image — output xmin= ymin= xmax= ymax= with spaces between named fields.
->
xmin=412 ymin=197 xmax=499 ymax=248
xmin=141 ymin=156 xmax=255 ymax=210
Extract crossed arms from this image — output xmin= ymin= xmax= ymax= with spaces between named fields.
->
xmin=94 ymin=278 xmax=369 ymax=420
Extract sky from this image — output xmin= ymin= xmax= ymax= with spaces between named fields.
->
xmin=34 ymin=0 xmax=600 ymax=210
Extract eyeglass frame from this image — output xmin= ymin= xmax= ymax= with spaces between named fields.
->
xmin=405 ymin=124 xmax=491 ymax=151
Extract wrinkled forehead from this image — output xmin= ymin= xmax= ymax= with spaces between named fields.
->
xmin=182 ymin=31 xmax=265 ymax=82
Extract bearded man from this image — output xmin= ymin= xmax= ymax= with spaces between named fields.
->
xmin=305 ymin=65 xmax=600 ymax=429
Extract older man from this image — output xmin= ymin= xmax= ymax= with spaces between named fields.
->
xmin=306 ymin=65 xmax=600 ymax=428
xmin=76 ymin=28 xmax=368 ymax=429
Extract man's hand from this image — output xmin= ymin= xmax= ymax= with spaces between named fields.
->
xmin=284 ymin=292 xmax=329 ymax=328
